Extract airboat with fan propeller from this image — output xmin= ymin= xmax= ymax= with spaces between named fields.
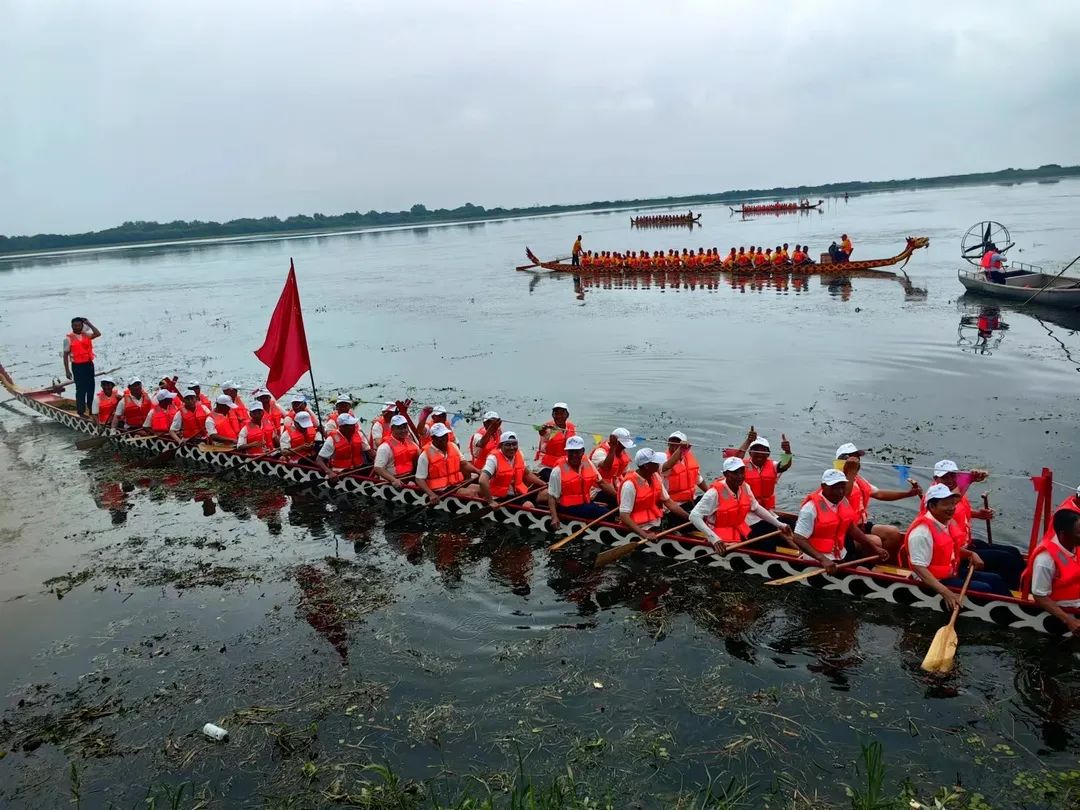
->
xmin=957 ymin=220 xmax=1080 ymax=309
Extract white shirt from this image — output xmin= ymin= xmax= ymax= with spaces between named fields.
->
xmin=481 ymin=453 xmax=502 ymax=477
xmin=1031 ymin=537 xmax=1080 ymax=607
xmin=373 ymin=443 xmax=394 ymax=470
xmin=906 ymin=516 xmax=948 ymax=571
xmin=370 ymin=419 xmax=388 ymax=447
xmin=547 ymin=460 xmax=601 ymax=501
xmin=618 ymin=474 xmax=670 ymax=529
xmin=204 ymin=414 xmax=222 ymax=437
xmin=318 ymin=436 xmax=337 ymax=460
xmin=470 ymin=429 xmax=496 ymax=459
xmin=794 ymin=497 xmax=851 ymax=561
xmin=416 ymin=443 xmax=460 ymax=481
xmin=689 ymin=482 xmax=782 ymax=545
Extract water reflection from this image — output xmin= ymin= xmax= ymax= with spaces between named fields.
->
xmin=958 ymin=305 xmax=1009 ymax=355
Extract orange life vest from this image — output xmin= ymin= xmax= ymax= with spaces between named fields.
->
xmin=538 ymin=420 xmax=576 ymax=467
xmin=625 ymin=472 xmax=664 ymax=526
xmin=918 ymin=491 xmax=973 ymax=547
xmin=901 ymin=515 xmax=959 ymax=580
xmin=242 ymin=419 xmax=274 ymax=455
xmin=1022 ymin=536 xmax=1080 ymax=602
xmin=96 ymin=390 xmax=119 ymax=425
xmin=792 ymin=251 xmax=806 ymax=264
xmin=121 ymin=390 xmax=151 ymax=428
xmin=326 ymin=408 xmax=353 ymax=430
xmin=557 ymin=460 xmax=599 ymax=507
xmin=211 ymin=410 xmax=241 ymax=441
xmin=382 ymin=436 xmax=419 ymax=475
xmin=490 ymin=450 xmax=527 ymax=498
xmin=847 ymin=475 xmax=873 ymax=524
xmin=1041 ymin=496 xmax=1080 ymax=544
xmin=470 ymin=429 xmax=499 ymax=465
xmin=424 ymin=443 xmax=464 ymax=490
xmin=592 ymin=441 xmax=629 ymax=483
xmin=148 ymin=404 xmax=175 ymax=433
xmin=328 ymin=429 xmax=366 ymax=470
xmin=259 ymin=400 xmax=283 ymax=434
xmin=178 ymin=405 xmax=208 ymax=439
xmin=665 ymin=450 xmax=700 ymax=503
xmin=66 ymin=332 xmax=94 ymax=364
xmin=744 ymin=458 xmax=778 ymax=510
xmin=196 ymin=392 xmax=212 ymax=408
xmin=707 ymin=481 xmax=751 ymax=544
xmin=369 ymin=415 xmax=392 ymax=449
xmin=801 ymin=490 xmax=855 ymax=558
xmin=285 ymin=424 xmax=318 ymax=450
xmin=233 ymin=398 xmax=250 ymax=426
xmin=421 ymin=419 xmax=457 ymax=448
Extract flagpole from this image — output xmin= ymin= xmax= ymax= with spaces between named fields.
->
xmin=307 ymin=369 xmax=325 ymax=433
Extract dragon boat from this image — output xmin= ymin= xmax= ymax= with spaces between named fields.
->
xmin=630 ymin=214 xmax=701 ymax=227
xmin=523 ymin=237 xmax=929 ymax=276
xmin=1 ymin=359 xmax=1067 ymax=636
xmin=730 ymin=200 xmax=823 ymax=215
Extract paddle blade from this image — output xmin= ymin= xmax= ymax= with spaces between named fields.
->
xmin=764 ymin=567 xmax=822 ymax=586
xmin=920 ymin=625 xmax=958 ymax=673
xmin=75 ymin=435 xmax=110 ymax=451
xmin=593 ymin=541 xmax=641 ymax=569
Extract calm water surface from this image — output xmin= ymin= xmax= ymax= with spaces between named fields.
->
xmin=1 ymin=182 xmax=1079 ymax=807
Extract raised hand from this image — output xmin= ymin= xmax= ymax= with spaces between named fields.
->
xmin=780 ymin=433 xmax=791 ymax=454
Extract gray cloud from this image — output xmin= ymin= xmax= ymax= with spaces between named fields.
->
xmin=3 ymin=0 xmax=1079 ymax=234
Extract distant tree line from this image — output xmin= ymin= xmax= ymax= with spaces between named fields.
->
xmin=2 ymin=164 xmax=1076 ymax=255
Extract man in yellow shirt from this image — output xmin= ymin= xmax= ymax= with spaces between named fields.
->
xmin=571 ymin=235 xmax=583 ymax=267
xmin=840 ymin=234 xmax=853 ymax=261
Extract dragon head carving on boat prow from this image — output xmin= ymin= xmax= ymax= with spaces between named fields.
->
xmin=905 ymin=236 xmax=930 ymax=253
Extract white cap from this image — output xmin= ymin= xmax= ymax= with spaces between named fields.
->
xmin=248 ymin=401 xmax=264 ymax=412
xmin=382 ymin=401 xmax=397 ymax=412
xmin=337 ymin=413 xmax=358 ymax=426
xmin=252 ymin=387 xmax=270 ymax=399
xmin=294 ymin=411 xmax=314 ymax=428
xmin=822 ymin=469 xmax=848 ymax=486
xmin=182 ymin=389 xmax=197 ymax=398
xmin=500 ymin=431 xmax=518 ymax=443
xmin=483 ymin=411 xmax=500 ymax=421
xmin=635 ymin=448 xmax=666 ymax=466
xmin=552 ymin=402 xmax=569 ymax=411
xmin=835 ymin=442 xmax=863 ymax=458
xmin=333 ymin=393 xmax=355 ymax=404
xmin=668 ymin=430 xmax=688 ymax=442
xmin=431 ymin=405 xmax=447 ymax=416
xmin=221 ymin=380 xmax=237 ymax=390
xmin=188 ymin=380 xmax=201 ymax=388
xmin=925 ymin=483 xmax=955 ymax=501
xmin=290 ymin=393 xmax=307 ymax=403
xmin=156 ymin=389 xmax=175 ymax=401
xmin=933 ymin=459 xmax=960 ymax=476
xmin=390 ymin=414 xmax=408 ymax=427
xmin=129 ymin=377 xmax=142 ymax=385
xmin=749 ymin=437 xmax=771 ymax=450
xmin=429 ymin=422 xmax=451 ymax=438
xmin=215 ymin=394 xmax=237 ymax=408
xmin=99 ymin=376 xmax=114 ymax=384
xmin=611 ymin=428 xmax=635 ymax=448
xmin=565 ymin=436 xmax=586 ymax=451
xmin=722 ymin=456 xmax=745 ymax=472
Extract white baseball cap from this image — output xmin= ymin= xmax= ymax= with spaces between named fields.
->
xmin=611 ymin=428 xmax=635 ymax=448
xmin=429 ymin=422 xmax=451 ymax=438
xmin=337 ymin=413 xmax=358 ymax=426
xmin=483 ymin=411 xmax=500 ymax=421
xmin=248 ymin=401 xmax=264 ymax=412
xmin=925 ymin=483 xmax=955 ymax=501
xmin=933 ymin=459 xmax=960 ymax=476
xmin=156 ymin=390 xmax=175 ymax=401
xmin=129 ymin=377 xmax=142 ymax=385
xmin=722 ymin=456 xmax=745 ymax=472
xmin=294 ymin=411 xmax=314 ymax=428
xmin=835 ymin=443 xmax=864 ymax=458
xmin=390 ymin=414 xmax=408 ymax=426
xmin=290 ymin=393 xmax=307 ymax=403
xmin=431 ymin=405 xmax=447 ymax=416
xmin=187 ymin=380 xmax=201 ymax=388
xmin=221 ymin=380 xmax=237 ymax=390
xmin=565 ymin=436 xmax=586 ymax=451
xmin=252 ymin=387 xmax=270 ymax=399
xmin=215 ymin=394 xmax=237 ymax=408
xmin=552 ymin=402 xmax=569 ymax=411
xmin=635 ymin=448 xmax=666 ymax=466
xmin=382 ymin=401 xmax=397 ymax=412
xmin=500 ymin=431 xmax=518 ymax=444
xmin=822 ymin=469 xmax=848 ymax=486
xmin=749 ymin=437 xmax=771 ymax=450
xmin=99 ymin=376 xmax=114 ymax=384
xmin=668 ymin=430 xmax=688 ymax=442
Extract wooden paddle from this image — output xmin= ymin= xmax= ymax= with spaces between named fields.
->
xmin=75 ymin=434 xmax=112 ymax=450
xmin=45 ymin=366 xmax=122 ymax=393
xmin=982 ymin=493 xmax=994 ymax=545
xmin=548 ymin=507 xmax=619 ymax=551
xmin=384 ymin=479 xmax=473 ymax=529
xmin=593 ymin=520 xmax=694 ymax=569
xmin=668 ymin=529 xmax=783 ymax=569
xmin=764 ymin=554 xmax=880 ymax=586
xmin=450 ymin=486 xmax=543 ymax=528
xmin=920 ymin=565 xmax=976 ymax=673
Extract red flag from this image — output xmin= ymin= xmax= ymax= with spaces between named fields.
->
xmin=254 ymin=260 xmax=312 ymax=399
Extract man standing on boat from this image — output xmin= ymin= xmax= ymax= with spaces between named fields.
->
xmin=62 ymin=316 xmax=102 ymax=418
xmin=571 ymin=235 xmax=583 ymax=268
xmin=980 ymin=243 xmax=1008 ymax=283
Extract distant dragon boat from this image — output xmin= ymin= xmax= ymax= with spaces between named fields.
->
xmin=522 ymin=237 xmax=930 ymax=275
xmin=630 ymin=213 xmax=701 ymax=228
xmin=730 ymin=199 xmax=823 ymax=215
xmin=0 ymin=359 xmax=1068 ymax=636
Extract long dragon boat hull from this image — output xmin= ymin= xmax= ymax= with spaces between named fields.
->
xmin=630 ymin=215 xmax=701 ymax=227
xmin=0 ymin=359 xmax=1066 ymax=636
xmin=730 ymin=202 xmax=822 ymax=215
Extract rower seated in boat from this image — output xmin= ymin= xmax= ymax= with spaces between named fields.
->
xmin=112 ymin=378 xmax=151 ymax=430
xmin=283 ymin=393 xmax=311 ymax=429
xmin=254 ymin=388 xmax=285 ymax=436
xmin=737 ymin=430 xmax=794 ymax=536
xmin=536 ymin=402 xmax=575 ymax=481
xmin=469 ymin=411 xmax=502 ymax=465
xmin=836 ymin=442 xmax=921 ymax=561
xmin=903 ymin=484 xmax=1010 ymax=602
xmin=618 ymin=448 xmax=689 ymax=540
xmin=789 ymin=469 xmax=890 ymax=572
xmin=280 ymin=410 xmax=321 ymax=460
xmin=723 ymin=248 xmax=737 ymax=268
xmin=840 ymin=234 xmax=853 ymax=260
xmin=689 ymin=457 xmax=792 ymax=552
xmin=416 ymin=423 xmax=480 ymax=504
xmin=478 ymin=431 xmax=546 ymax=507
xmin=316 ymin=413 xmax=367 ymax=477
xmin=206 ymin=395 xmax=242 ymax=444
xmin=545 ymin=436 xmax=617 ymax=528
xmin=92 ymin=376 xmax=119 ymax=425
xmin=1023 ymin=509 xmax=1080 ymax=634
xmin=373 ymin=414 xmax=420 ymax=487
xmin=421 ymin=405 xmax=457 ymax=448
xmin=220 ymin=381 xmax=249 ymax=425
xmin=169 ymin=390 xmax=210 ymax=443
xmin=662 ymin=431 xmax=708 ymax=510
xmin=236 ymin=401 xmax=277 ymax=455
xmin=590 ymin=428 xmax=635 ymax=504
xmin=144 ymin=389 xmax=179 ymax=433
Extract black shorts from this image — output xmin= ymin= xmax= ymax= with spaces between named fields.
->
xmin=861 ymin=521 xmax=875 ymax=534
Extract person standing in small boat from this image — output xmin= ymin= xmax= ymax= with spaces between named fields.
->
xmin=62 ymin=316 xmax=102 ymax=418
xmin=980 ymin=243 xmax=1009 ymax=283
xmin=571 ymin=235 xmax=583 ymax=268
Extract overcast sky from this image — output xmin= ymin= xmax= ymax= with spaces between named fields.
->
xmin=3 ymin=0 xmax=1079 ymax=235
